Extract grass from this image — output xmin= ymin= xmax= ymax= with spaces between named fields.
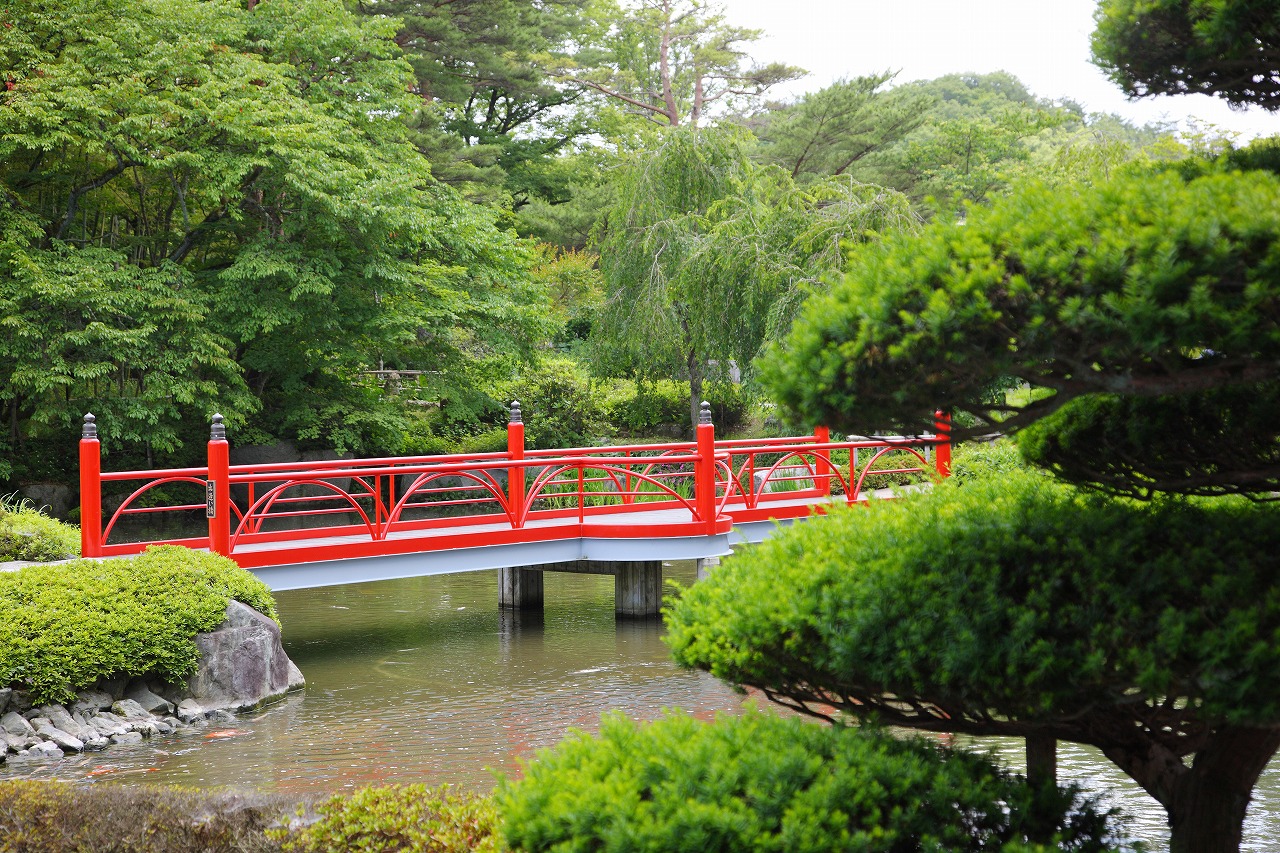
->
xmin=0 ymin=492 xmax=80 ymax=562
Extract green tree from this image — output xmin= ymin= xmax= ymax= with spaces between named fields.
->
xmin=668 ymin=8 xmax=1280 ymax=847
xmin=570 ymin=0 xmax=803 ymax=127
xmin=751 ymin=73 xmax=933 ymax=184
xmin=499 ymin=709 xmax=1121 ymax=852
xmin=851 ymin=72 xmax=1075 ymax=213
xmin=0 ymin=0 xmax=550 ymax=468
xmin=668 ymin=468 xmax=1280 ymax=853
xmin=1092 ymin=0 xmax=1280 ymax=109
xmin=360 ymin=0 xmax=597 ymax=208
xmin=592 ymin=126 xmax=915 ymax=426
xmin=762 ymin=157 xmax=1280 ymax=497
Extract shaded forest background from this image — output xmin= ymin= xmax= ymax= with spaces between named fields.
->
xmin=0 ymin=0 xmax=1210 ymax=494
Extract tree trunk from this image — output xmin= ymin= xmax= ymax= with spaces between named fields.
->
xmin=658 ymin=2 xmax=680 ymax=125
xmin=1025 ymin=735 xmax=1057 ymax=845
xmin=1165 ymin=727 xmax=1280 ymax=853
xmin=687 ymin=346 xmax=703 ymax=429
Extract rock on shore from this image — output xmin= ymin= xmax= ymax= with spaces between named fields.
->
xmin=0 ymin=600 xmax=304 ymax=764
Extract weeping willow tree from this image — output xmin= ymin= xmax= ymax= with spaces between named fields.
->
xmin=591 ymin=126 xmax=917 ymax=427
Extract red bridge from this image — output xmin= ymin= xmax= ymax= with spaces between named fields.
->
xmin=77 ymin=403 xmax=949 ymax=614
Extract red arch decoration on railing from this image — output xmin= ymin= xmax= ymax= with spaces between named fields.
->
xmin=850 ymin=445 xmax=930 ymax=499
xmin=386 ymin=469 xmax=514 ymax=530
xmin=520 ymin=463 xmax=701 ymax=527
xmin=233 ymin=480 xmax=380 ymax=547
xmin=103 ymin=477 xmax=243 ymax=546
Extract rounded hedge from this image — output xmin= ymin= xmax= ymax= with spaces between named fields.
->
xmin=497 ymin=710 xmax=1119 ymax=852
xmin=0 ymin=545 xmax=278 ymax=704
xmin=275 ymin=784 xmax=500 ymax=853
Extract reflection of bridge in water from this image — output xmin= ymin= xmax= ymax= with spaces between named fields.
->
xmin=77 ymin=403 xmax=950 ymax=616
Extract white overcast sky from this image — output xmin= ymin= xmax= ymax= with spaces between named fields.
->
xmin=721 ymin=0 xmax=1278 ymax=140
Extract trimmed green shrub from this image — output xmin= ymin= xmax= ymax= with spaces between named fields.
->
xmin=497 ymin=710 xmax=1120 ymax=853
xmin=0 ymin=545 xmax=278 ymax=704
xmin=513 ymin=357 xmax=612 ymax=448
xmin=604 ymin=378 xmax=752 ymax=434
xmin=949 ymin=438 xmax=1029 ymax=484
xmin=0 ymin=495 xmax=80 ymax=562
xmin=0 ymin=781 xmax=289 ymax=853
xmin=275 ymin=784 xmax=500 ymax=853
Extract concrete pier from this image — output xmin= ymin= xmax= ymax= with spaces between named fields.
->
xmin=498 ymin=559 xmax=665 ymax=617
xmin=498 ymin=566 xmax=544 ymax=610
xmin=610 ymin=560 xmax=663 ymax=618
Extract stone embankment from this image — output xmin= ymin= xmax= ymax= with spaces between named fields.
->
xmin=0 ymin=601 xmax=303 ymax=764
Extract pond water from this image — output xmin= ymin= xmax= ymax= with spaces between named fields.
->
xmin=4 ymin=562 xmax=1278 ymax=850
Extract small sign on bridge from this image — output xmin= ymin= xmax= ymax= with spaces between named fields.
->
xmin=206 ymin=481 xmax=216 ymax=519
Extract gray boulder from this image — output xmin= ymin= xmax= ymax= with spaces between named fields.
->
xmin=35 ymin=705 xmax=94 ymax=742
xmin=170 ymin=601 xmax=305 ymax=712
xmin=72 ymin=689 xmax=114 ymax=714
xmin=175 ymin=699 xmax=205 ymax=724
xmin=125 ymin=681 xmax=174 ymax=715
xmin=111 ymin=732 xmax=144 ymax=745
xmin=32 ymin=722 xmax=83 ymax=753
xmin=27 ymin=741 xmax=64 ymax=759
xmin=0 ymin=688 xmax=10 ymax=714
xmin=111 ymin=699 xmax=152 ymax=721
xmin=1 ymin=711 xmax=34 ymax=737
xmin=87 ymin=715 xmax=129 ymax=738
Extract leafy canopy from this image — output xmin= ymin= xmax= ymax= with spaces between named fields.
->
xmin=498 ymin=710 xmax=1120 ymax=852
xmin=1093 ymin=0 xmax=1280 ymax=110
xmin=762 ymin=155 xmax=1280 ymax=496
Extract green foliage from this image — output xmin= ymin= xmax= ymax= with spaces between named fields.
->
xmin=0 ymin=0 xmax=551 ymax=462
xmin=571 ymin=0 xmax=803 ymax=127
xmin=844 ymin=72 xmax=1079 ymax=212
xmin=512 ymin=356 xmax=612 ymax=448
xmin=949 ymin=439 xmax=1030 ymax=485
xmin=498 ymin=710 xmax=1120 ymax=852
xmin=276 ymin=785 xmax=500 ymax=853
xmin=0 ymin=781 xmax=289 ymax=853
xmin=668 ymin=469 xmax=1280 ymax=730
xmin=363 ymin=0 xmax=596 ymax=208
xmin=0 ymin=545 xmax=277 ymax=703
xmin=753 ymin=73 xmax=933 ymax=184
xmin=764 ymin=159 xmax=1280 ymax=496
xmin=0 ymin=495 xmax=80 ymax=561
xmin=1092 ymin=0 xmax=1280 ymax=110
xmin=593 ymin=125 xmax=916 ymax=425
xmin=603 ymin=378 xmax=749 ymax=433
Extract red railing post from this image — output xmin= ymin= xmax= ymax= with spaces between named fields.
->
xmin=934 ymin=410 xmax=952 ymax=478
xmin=79 ymin=413 xmax=102 ymax=558
xmin=508 ymin=401 xmax=525 ymax=527
xmin=813 ymin=425 xmax=831 ymax=497
xmin=696 ymin=401 xmax=717 ymax=533
xmin=207 ymin=414 xmax=231 ymax=556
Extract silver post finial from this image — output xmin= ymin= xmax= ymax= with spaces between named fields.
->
xmin=509 ymin=400 xmax=522 ymax=425
xmin=210 ymin=413 xmax=226 ymax=441
xmin=699 ymin=400 xmax=712 ymax=425
xmin=82 ymin=413 xmax=97 ymax=439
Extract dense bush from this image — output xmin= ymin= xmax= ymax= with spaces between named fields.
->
xmin=275 ymin=785 xmax=500 ymax=853
xmin=498 ymin=710 xmax=1119 ymax=852
xmin=604 ymin=379 xmax=752 ymax=434
xmin=0 ymin=781 xmax=289 ymax=853
xmin=949 ymin=438 xmax=1029 ymax=484
xmin=511 ymin=357 xmax=612 ymax=448
xmin=0 ymin=545 xmax=278 ymax=703
xmin=0 ymin=495 xmax=80 ymax=562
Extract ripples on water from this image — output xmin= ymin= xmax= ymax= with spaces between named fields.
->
xmin=3 ymin=563 xmax=1278 ymax=850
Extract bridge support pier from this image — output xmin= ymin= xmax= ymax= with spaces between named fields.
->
xmin=696 ymin=556 xmax=720 ymax=581
xmin=498 ymin=566 xmax=544 ymax=610
xmin=611 ymin=560 xmax=663 ymax=618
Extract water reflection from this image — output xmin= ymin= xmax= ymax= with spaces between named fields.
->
xmin=3 ymin=564 xmax=1277 ymax=850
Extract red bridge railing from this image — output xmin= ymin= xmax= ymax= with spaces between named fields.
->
xmin=77 ymin=403 xmax=950 ymax=568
